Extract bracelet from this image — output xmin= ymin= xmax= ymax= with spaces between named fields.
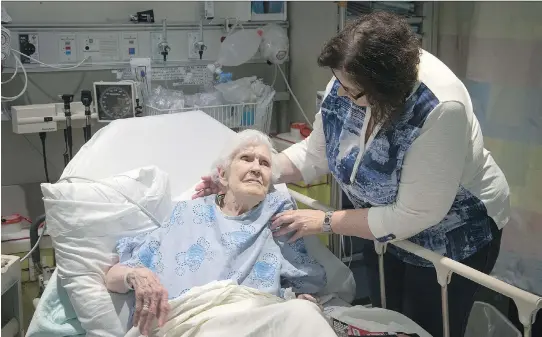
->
xmin=124 ymin=272 xmax=134 ymax=291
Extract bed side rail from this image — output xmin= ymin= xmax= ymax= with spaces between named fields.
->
xmin=288 ymin=188 xmax=542 ymax=337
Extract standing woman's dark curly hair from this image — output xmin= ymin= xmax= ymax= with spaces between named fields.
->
xmin=318 ymin=11 xmax=421 ymax=127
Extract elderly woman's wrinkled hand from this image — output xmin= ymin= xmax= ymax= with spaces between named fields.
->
xmin=271 ymin=209 xmax=326 ymax=242
xmin=128 ymin=268 xmax=170 ymax=336
xmin=192 ymin=175 xmax=222 ymax=199
xmin=297 ymin=294 xmax=323 ymax=310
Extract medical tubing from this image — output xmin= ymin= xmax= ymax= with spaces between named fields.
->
xmin=56 ymin=176 xmax=162 ymax=227
xmin=1 ymin=53 xmax=28 ymax=102
xmin=23 ymin=214 xmax=46 ymax=264
xmin=63 ymin=129 xmax=69 ymax=167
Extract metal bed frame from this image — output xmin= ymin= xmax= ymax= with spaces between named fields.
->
xmin=288 ymin=188 xmax=542 ymax=337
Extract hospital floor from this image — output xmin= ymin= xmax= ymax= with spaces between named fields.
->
xmin=21 ymin=282 xmax=40 ymax=332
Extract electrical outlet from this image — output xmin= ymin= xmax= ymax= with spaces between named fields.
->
xmin=19 ymin=33 xmax=39 ymax=64
xmin=150 ymin=32 xmax=163 ymax=61
xmin=187 ymin=32 xmax=200 ymax=60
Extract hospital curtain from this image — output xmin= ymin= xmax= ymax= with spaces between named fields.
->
xmin=437 ymin=0 xmax=542 ymax=330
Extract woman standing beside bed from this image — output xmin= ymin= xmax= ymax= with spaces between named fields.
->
xmin=105 ymin=130 xmax=333 ymax=337
xmin=194 ymin=11 xmax=510 ymax=337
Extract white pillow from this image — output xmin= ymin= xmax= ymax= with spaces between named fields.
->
xmin=174 ymin=183 xmax=357 ymax=303
xmin=41 ymin=166 xmax=172 ymax=337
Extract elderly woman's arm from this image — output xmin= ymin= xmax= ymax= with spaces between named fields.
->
xmin=279 ymin=236 xmax=327 ymax=295
xmin=275 ymin=198 xmax=327 ymax=297
xmin=107 ymin=231 xmax=170 ymax=336
xmin=106 ymin=263 xmax=169 ymax=336
xmin=105 ymin=263 xmax=136 ymax=293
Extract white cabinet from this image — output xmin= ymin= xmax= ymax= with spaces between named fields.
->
xmin=1 ymin=255 xmax=24 ymax=337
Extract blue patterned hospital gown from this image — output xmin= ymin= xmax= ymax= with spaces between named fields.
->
xmin=116 ymin=188 xmax=327 ymax=301
xmin=321 ymin=80 xmax=495 ymax=266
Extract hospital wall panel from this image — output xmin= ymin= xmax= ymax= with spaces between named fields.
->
xmin=0 ymin=1 xmax=298 ymax=218
xmin=2 ymin=1 xmax=249 ymax=24
xmin=1 ymin=67 xmax=286 ymax=188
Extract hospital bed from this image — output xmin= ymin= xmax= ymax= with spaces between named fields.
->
xmin=26 ymin=111 xmax=541 ymax=337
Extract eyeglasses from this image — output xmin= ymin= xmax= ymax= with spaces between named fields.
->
xmin=331 ymin=69 xmax=365 ymax=100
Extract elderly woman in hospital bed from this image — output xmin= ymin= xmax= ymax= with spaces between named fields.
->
xmin=105 ymin=129 xmax=332 ymax=336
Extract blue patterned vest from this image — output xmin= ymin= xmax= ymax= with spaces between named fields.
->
xmin=321 ymin=80 xmax=495 ymax=266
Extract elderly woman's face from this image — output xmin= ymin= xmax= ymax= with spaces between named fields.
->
xmin=220 ymin=144 xmax=272 ymax=202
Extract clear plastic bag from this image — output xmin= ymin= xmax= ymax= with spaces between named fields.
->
xmin=465 ymin=301 xmax=521 ymax=337
xmin=215 ymin=76 xmax=267 ymax=103
xmin=147 ymin=86 xmax=185 ymax=111
xmin=184 ymin=91 xmax=224 ymax=108
xmin=259 ymin=23 xmax=289 ymax=65
xmin=216 ymin=29 xmax=262 ymax=67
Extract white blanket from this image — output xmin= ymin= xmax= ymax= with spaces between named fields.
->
xmin=125 ymin=280 xmax=337 ymax=337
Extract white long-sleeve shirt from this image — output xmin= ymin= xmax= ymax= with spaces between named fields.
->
xmin=283 ymin=50 xmax=510 ymax=241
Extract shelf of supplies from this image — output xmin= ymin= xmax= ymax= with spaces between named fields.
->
xmin=347 ymin=14 xmax=423 ymax=24
xmin=346 ymin=1 xmax=424 ymax=21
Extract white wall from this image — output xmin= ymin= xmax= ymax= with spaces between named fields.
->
xmin=287 ymin=1 xmax=338 ymax=125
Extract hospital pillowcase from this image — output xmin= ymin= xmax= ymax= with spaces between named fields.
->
xmin=41 ymin=166 xmax=172 ymax=337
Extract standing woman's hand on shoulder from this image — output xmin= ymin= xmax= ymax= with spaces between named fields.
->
xmin=127 ymin=268 xmax=170 ymax=336
xmin=192 ymin=176 xmax=222 ymax=199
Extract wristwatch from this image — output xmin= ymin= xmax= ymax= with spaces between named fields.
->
xmin=322 ymin=211 xmax=334 ymax=233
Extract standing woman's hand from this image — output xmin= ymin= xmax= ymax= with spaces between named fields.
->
xmin=127 ymin=268 xmax=170 ymax=336
xmin=192 ymin=176 xmax=222 ymax=199
xmin=271 ymin=209 xmax=326 ymax=242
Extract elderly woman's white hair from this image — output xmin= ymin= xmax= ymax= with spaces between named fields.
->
xmin=210 ymin=129 xmax=280 ymax=185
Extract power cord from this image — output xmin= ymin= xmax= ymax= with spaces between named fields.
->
xmin=1 ymin=53 xmax=28 ymax=102
xmin=39 ymin=132 xmax=50 ymax=183
xmin=21 ymin=219 xmax=45 ymax=263
xmin=1 ymin=49 xmax=89 ymax=102
xmin=63 ymin=129 xmax=69 ymax=167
